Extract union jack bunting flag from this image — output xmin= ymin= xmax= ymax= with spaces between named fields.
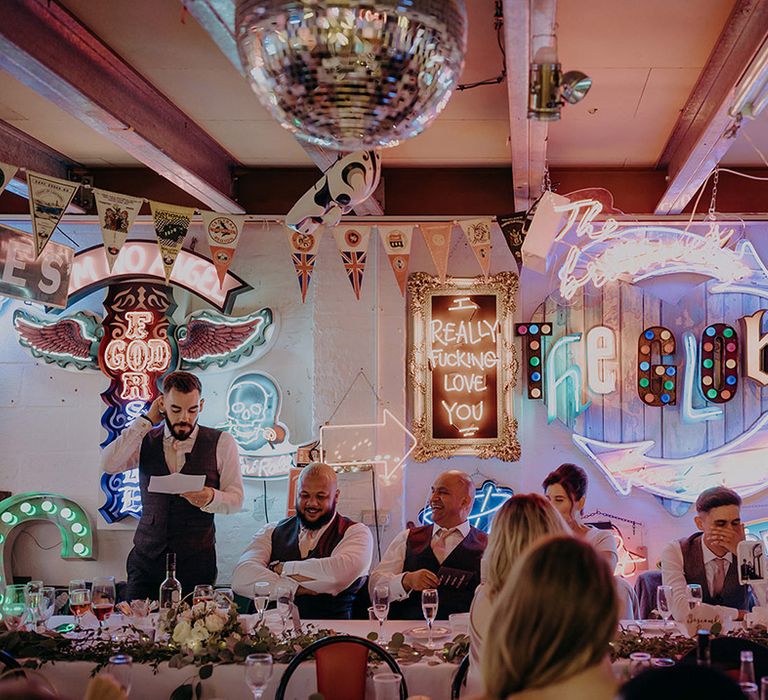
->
xmin=291 ymin=252 xmax=317 ymax=303
xmin=341 ymin=249 xmax=367 ymax=299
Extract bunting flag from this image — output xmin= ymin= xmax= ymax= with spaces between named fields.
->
xmin=0 ymin=162 xmax=18 ymax=198
xmin=202 ymin=211 xmax=246 ymax=288
xmin=496 ymin=211 xmax=529 ymax=269
xmin=27 ymin=172 xmax=80 ymax=258
xmin=93 ymin=189 xmax=144 ymax=272
xmin=332 ymin=226 xmax=370 ymax=300
xmin=420 ymin=223 xmax=452 ymax=282
xmin=378 ymin=225 xmax=413 ymax=296
xmin=149 ymin=201 xmax=195 ymax=283
xmin=459 ymin=217 xmax=493 ymax=277
xmin=286 ymin=228 xmax=321 ymax=302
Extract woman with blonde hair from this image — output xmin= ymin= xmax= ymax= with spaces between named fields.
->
xmin=466 ymin=494 xmax=567 ymax=694
xmin=481 ymin=535 xmax=619 ymax=700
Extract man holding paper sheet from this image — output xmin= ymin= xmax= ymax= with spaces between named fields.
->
xmin=101 ymin=371 xmax=243 ymax=600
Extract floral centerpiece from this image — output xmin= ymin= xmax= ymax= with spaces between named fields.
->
xmin=163 ymin=600 xmax=244 ymax=658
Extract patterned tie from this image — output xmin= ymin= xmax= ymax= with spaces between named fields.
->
xmin=712 ymin=557 xmax=728 ymax=597
xmin=433 ymin=528 xmax=457 ymax=564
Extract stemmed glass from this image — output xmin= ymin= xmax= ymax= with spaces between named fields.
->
xmin=245 ymin=652 xmax=273 ymax=699
xmin=193 ymin=584 xmax=214 ymax=606
xmin=33 ymin=587 xmax=57 ymax=632
xmin=687 ymin=583 xmax=703 ymax=609
xmin=2 ymin=584 xmax=28 ymax=630
xmin=69 ymin=587 xmax=92 ymax=632
xmin=421 ymin=588 xmax=439 ymax=649
xmin=106 ymin=653 xmax=133 ymax=694
xmin=253 ymin=582 xmax=271 ymax=628
xmin=373 ymin=584 xmax=390 ymax=644
xmin=92 ymin=576 xmax=116 ymax=636
xmin=24 ymin=580 xmax=43 ymax=631
xmin=656 ymin=585 xmax=674 ymax=629
xmin=275 ymin=584 xmax=294 ymax=634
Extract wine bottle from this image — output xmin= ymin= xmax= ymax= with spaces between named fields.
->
xmin=159 ymin=552 xmax=182 ymax=608
xmin=696 ymin=629 xmax=711 ymax=667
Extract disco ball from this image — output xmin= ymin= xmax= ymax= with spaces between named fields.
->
xmin=235 ymin=0 xmax=467 ymax=151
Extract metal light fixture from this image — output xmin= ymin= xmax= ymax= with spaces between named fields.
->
xmin=528 ymin=54 xmax=592 ymax=121
xmin=235 ymin=0 xmax=468 ymax=151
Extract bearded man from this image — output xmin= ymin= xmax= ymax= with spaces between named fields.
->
xmin=101 ymin=371 xmax=243 ymax=601
xmin=233 ymin=462 xmax=373 ymax=619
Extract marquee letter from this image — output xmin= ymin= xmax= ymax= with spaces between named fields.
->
xmin=742 ymin=310 xmax=768 ymax=386
xmin=637 ymin=326 xmax=677 ymax=406
xmin=699 ymin=324 xmax=739 ymax=402
xmin=586 ymin=326 xmax=617 ymax=395
xmin=515 ymin=321 xmax=552 ymax=400
xmin=681 ymin=332 xmax=723 ymax=423
xmin=545 ymin=333 xmax=590 ymax=424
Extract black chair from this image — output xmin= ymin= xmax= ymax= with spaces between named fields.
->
xmin=350 ymin=578 xmax=372 ymax=620
xmin=274 ymin=634 xmax=408 ymax=700
xmin=451 ymin=654 xmax=470 ymax=699
xmin=634 ymin=570 xmax=662 ymax=619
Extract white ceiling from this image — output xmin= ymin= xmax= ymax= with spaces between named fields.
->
xmin=0 ymin=0 xmax=766 ymax=171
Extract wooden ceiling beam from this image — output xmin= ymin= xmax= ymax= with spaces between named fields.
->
xmin=0 ymin=0 xmax=244 ymax=213
xmin=655 ymin=0 xmax=768 ymax=214
xmin=184 ymin=0 xmax=385 ymax=216
xmin=503 ymin=0 xmax=556 ymax=211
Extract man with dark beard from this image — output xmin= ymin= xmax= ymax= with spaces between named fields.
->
xmin=101 ymin=371 xmax=243 ymax=600
xmin=233 ymin=463 xmax=373 ymax=619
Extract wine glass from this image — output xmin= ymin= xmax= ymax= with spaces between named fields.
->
xmin=24 ymin=580 xmax=43 ymax=631
xmin=214 ymin=587 xmax=234 ymax=613
xmin=421 ymin=588 xmax=439 ymax=649
xmin=656 ymin=585 xmax=674 ymax=629
xmin=687 ymin=583 xmax=703 ymax=609
xmin=373 ymin=584 xmax=390 ymax=644
xmin=70 ymin=587 xmax=91 ymax=632
xmin=92 ymin=576 xmax=116 ymax=636
xmin=106 ymin=653 xmax=133 ymax=694
xmin=2 ymin=584 xmax=28 ymax=631
xmin=245 ymin=653 xmax=273 ymax=699
xmin=275 ymin=584 xmax=294 ymax=634
xmin=193 ymin=584 xmax=214 ymax=606
xmin=253 ymin=582 xmax=271 ymax=628
xmin=34 ymin=587 xmax=57 ymax=631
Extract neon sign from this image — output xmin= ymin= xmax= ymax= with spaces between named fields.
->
xmin=515 ymin=322 xmax=552 ymax=399
xmin=545 ymin=334 xmax=590 ymax=426
xmin=418 ymin=480 xmax=514 ymax=534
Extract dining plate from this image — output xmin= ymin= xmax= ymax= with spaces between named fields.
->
xmin=403 ymin=625 xmax=451 ymax=640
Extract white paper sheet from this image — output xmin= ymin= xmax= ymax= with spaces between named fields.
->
xmin=148 ymin=473 xmax=205 ymax=494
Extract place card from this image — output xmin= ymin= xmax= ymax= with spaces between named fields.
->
xmin=682 ymin=602 xmax=734 ymax=637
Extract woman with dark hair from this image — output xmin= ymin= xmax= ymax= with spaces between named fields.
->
xmin=543 ymin=463 xmax=618 ymax=570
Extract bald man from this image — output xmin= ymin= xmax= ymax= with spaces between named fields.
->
xmin=232 ymin=463 xmax=373 ymax=619
xmin=370 ymin=470 xmax=487 ymax=619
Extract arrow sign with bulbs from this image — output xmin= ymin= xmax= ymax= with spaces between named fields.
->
xmin=320 ymin=409 xmax=416 ymax=479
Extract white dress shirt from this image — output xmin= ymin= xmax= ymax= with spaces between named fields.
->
xmin=369 ymin=521 xmax=471 ymax=602
xmin=100 ymin=417 xmax=244 ymax=514
xmin=661 ymin=536 xmax=767 ymax=622
xmin=584 ymin=526 xmax=619 ymax=572
xmin=232 ymin=512 xmax=374 ymax=598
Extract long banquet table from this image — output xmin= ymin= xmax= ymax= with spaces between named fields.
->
xmin=31 ymin=616 xmax=460 ymax=700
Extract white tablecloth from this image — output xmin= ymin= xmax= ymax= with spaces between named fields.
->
xmin=32 ymin=618 xmax=461 ymax=700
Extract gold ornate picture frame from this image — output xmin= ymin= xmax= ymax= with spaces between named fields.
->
xmin=407 ymin=271 xmax=520 ymax=462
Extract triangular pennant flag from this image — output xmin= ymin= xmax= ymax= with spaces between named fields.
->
xmin=27 ymin=172 xmax=79 ymax=258
xmin=93 ymin=188 xmax=144 ymax=272
xmin=286 ymin=228 xmax=322 ymax=302
xmin=0 ymin=162 xmax=18 ymax=198
xmin=420 ymin=223 xmax=452 ymax=282
xmin=149 ymin=200 xmax=195 ymax=284
xmin=201 ymin=211 xmax=246 ymax=288
xmin=497 ymin=211 xmax=531 ymax=269
xmin=459 ymin=217 xmax=493 ymax=277
xmin=333 ymin=226 xmax=370 ymax=300
xmin=378 ymin=225 xmax=413 ymax=296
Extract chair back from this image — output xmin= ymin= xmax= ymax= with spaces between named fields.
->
xmin=451 ymin=654 xmax=470 ymax=699
xmin=275 ymin=634 xmax=408 ymax=700
xmin=634 ymin=570 xmax=662 ymax=619
xmin=316 ymin=641 xmax=369 ymax=700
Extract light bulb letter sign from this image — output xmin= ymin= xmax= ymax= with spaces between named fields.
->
xmin=586 ymin=326 xmax=617 ymax=395
xmin=545 ymin=334 xmax=590 ymax=425
xmin=638 ymin=326 xmax=677 ymax=407
xmin=699 ymin=324 xmax=739 ymax=403
xmin=682 ymin=332 xmax=723 ymax=423
xmin=515 ymin=321 xmax=552 ymax=399
xmin=742 ymin=310 xmax=768 ymax=386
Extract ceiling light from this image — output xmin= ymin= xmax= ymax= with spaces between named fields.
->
xmin=729 ymin=40 xmax=768 ymax=121
xmin=528 ymin=61 xmax=592 ymax=121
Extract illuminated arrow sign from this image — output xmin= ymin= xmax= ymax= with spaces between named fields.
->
xmin=710 ymin=239 xmax=768 ymax=300
xmin=573 ymin=413 xmax=768 ymax=503
xmin=320 ymin=410 xmax=416 ymax=479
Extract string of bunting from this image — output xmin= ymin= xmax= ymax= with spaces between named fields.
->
xmin=0 ymin=160 xmax=532 ymax=302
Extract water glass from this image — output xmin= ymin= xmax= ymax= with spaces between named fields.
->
xmin=193 ymin=584 xmax=214 ymax=605
xmin=760 ymin=676 xmax=768 ymax=700
xmin=687 ymin=583 xmax=703 ymax=609
xmin=742 ymin=682 xmax=759 ymax=700
xmin=214 ymin=587 xmax=234 ymax=612
xmin=373 ymin=584 xmax=390 ymax=643
xmin=2 ymin=584 xmax=28 ymax=631
xmin=253 ymin=582 xmax=271 ymax=626
xmin=651 ymin=657 xmax=675 ymax=668
xmin=421 ymin=588 xmax=439 ymax=649
xmin=275 ymin=584 xmax=294 ymax=633
xmin=92 ymin=576 xmax=116 ymax=635
xmin=245 ymin=653 xmax=273 ymax=699
xmin=107 ymin=654 xmax=133 ymax=694
xmin=373 ymin=672 xmax=402 ymax=700
xmin=629 ymin=652 xmax=652 ymax=678
xmin=656 ymin=585 xmax=674 ymax=628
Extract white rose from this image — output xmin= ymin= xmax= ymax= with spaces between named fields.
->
xmin=172 ymin=621 xmax=192 ymax=645
xmin=205 ymin=614 xmax=225 ymax=633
